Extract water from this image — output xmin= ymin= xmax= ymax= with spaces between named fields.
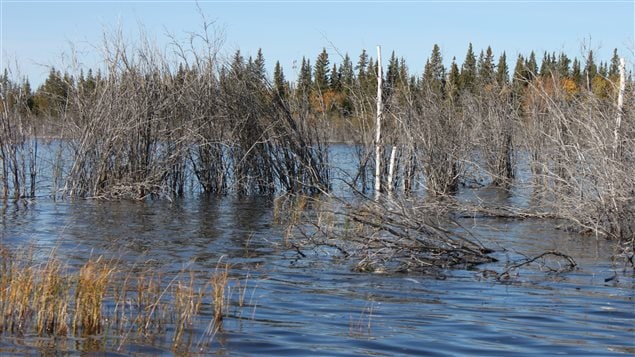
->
xmin=0 ymin=144 xmax=633 ymax=355
xmin=1 ymin=194 xmax=633 ymax=356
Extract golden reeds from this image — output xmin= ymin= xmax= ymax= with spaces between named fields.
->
xmin=210 ymin=262 xmax=229 ymax=324
xmin=0 ymin=247 xmax=243 ymax=353
xmin=73 ymin=257 xmax=113 ymax=336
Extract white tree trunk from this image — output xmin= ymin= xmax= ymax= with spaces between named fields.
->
xmin=614 ymin=58 xmax=626 ymax=155
xmin=374 ymin=45 xmax=383 ymax=196
xmin=387 ymin=145 xmax=397 ymax=192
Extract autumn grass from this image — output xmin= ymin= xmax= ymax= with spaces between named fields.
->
xmin=0 ymin=246 xmax=245 ymax=353
xmin=73 ymin=256 xmax=114 ymax=336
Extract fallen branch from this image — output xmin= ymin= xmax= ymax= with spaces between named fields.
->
xmin=496 ymin=251 xmax=577 ymax=280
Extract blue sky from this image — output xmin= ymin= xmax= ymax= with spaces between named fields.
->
xmin=2 ymin=0 xmax=634 ymax=87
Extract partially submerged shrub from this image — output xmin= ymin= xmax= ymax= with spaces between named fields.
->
xmin=285 ymin=194 xmax=496 ymax=274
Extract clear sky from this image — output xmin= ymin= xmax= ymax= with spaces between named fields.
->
xmin=2 ymin=0 xmax=634 ymax=87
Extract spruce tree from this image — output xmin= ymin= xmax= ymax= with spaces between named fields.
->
xmin=478 ymin=46 xmax=496 ymax=87
xmin=356 ymin=49 xmax=369 ymax=88
xmin=38 ymin=67 xmax=69 ymax=116
xmin=19 ymin=77 xmax=34 ymax=114
xmin=273 ymin=60 xmax=286 ymax=99
xmin=398 ymin=57 xmax=409 ymax=89
xmin=447 ymin=56 xmax=461 ymax=103
xmin=557 ymin=53 xmax=571 ymax=78
xmin=540 ymin=51 xmax=552 ymax=77
xmin=525 ymin=51 xmax=538 ymax=80
xmin=512 ymin=54 xmax=526 ymax=101
xmin=386 ymin=51 xmax=399 ymax=91
xmin=598 ymin=62 xmax=608 ymax=78
xmin=609 ymin=48 xmax=620 ymax=78
xmin=423 ymin=44 xmax=445 ymax=96
xmin=253 ymin=48 xmax=266 ymax=81
xmin=330 ymin=63 xmax=340 ymax=91
xmin=297 ymin=57 xmax=312 ymax=99
xmin=496 ymin=52 xmax=509 ymax=87
xmin=572 ymin=58 xmax=582 ymax=86
xmin=584 ymin=50 xmax=597 ymax=90
xmin=230 ymin=50 xmax=245 ymax=79
xmin=460 ymin=43 xmax=477 ymax=93
xmin=313 ymin=48 xmax=330 ymax=93
xmin=339 ymin=53 xmax=354 ymax=89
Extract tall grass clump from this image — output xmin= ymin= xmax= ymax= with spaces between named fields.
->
xmin=0 ymin=247 xmax=71 ymax=336
xmin=73 ymin=257 xmax=113 ymax=335
xmin=0 ymin=247 xmax=246 ymax=353
xmin=210 ymin=262 xmax=229 ymax=324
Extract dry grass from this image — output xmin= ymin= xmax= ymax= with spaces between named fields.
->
xmin=73 ymin=256 xmax=114 ymax=336
xmin=0 ymin=247 xmax=245 ymax=353
xmin=210 ymin=261 xmax=229 ymax=325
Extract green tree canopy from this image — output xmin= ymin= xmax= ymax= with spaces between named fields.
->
xmin=460 ymin=43 xmax=477 ymax=93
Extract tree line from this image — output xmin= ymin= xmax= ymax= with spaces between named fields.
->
xmin=1 ymin=43 xmax=628 ymax=128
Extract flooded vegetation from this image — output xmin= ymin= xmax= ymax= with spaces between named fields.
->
xmin=1 ymin=24 xmax=634 ymax=355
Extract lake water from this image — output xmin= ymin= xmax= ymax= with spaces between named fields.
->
xmin=0 ymin=144 xmax=633 ymax=355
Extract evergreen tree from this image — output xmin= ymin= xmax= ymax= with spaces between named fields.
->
xmin=313 ymin=48 xmax=330 ymax=93
xmin=398 ymin=57 xmax=409 ymax=88
xmin=423 ymin=44 xmax=445 ymax=95
xmin=476 ymin=50 xmax=485 ymax=79
xmin=598 ymin=61 xmax=608 ymax=78
xmin=36 ymin=67 xmax=70 ymax=116
xmin=571 ymin=58 xmax=582 ymax=86
xmin=252 ymin=48 xmax=266 ymax=81
xmin=366 ymin=57 xmax=378 ymax=94
xmin=446 ymin=56 xmax=461 ymax=103
xmin=386 ymin=51 xmax=399 ymax=92
xmin=339 ymin=53 xmax=354 ymax=89
xmin=460 ymin=43 xmax=477 ymax=93
xmin=584 ymin=50 xmax=597 ymax=90
xmin=230 ymin=50 xmax=245 ymax=79
xmin=540 ymin=51 xmax=553 ymax=77
xmin=82 ymin=68 xmax=97 ymax=95
xmin=512 ymin=54 xmax=526 ymax=101
xmin=297 ymin=57 xmax=312 ymax=98
xmin=609 ymin=48 xmax=620 ymax=78
xmin=273 ymin=60 xmax=286 ymax=99
xmin=356 ymin=49 xmax=369 ymax=88
xmin=496 ymin=52 xmax=509 ymax=86
xmin=478 ymin=46 xmax=496 ymax=86
xmin=557 ymin=53 xmax=571 ymax=78
xmin=329 ymin=63 xmax=340 ymax=91
xmin=525 ymin=51 xmax=538 ymax=80
xmin=19 ymin=77 xmax=34 ymax=114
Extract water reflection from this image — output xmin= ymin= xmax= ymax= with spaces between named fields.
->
xmin=0 ymin=192 xmax=633 ymax=355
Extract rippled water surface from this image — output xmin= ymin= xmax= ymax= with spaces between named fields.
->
xmin=0 ymin=144 xmax=633 ymax=355
xmin=1 ymin=193 xmax=633 ymax=356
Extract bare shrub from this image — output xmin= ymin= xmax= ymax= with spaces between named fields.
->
xmin=0 ymin=70 xmax=38 ymax=200
xmin=286 ymin=194 xmax=495 ymax=274
xmin=521 ymin=72 xmax=635 ymax=241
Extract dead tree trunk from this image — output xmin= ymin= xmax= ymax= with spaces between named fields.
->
xmin=374 ymin=45 xmax=384 ymax=196
xmin=614 ymin=57 xmax=625 ymax=157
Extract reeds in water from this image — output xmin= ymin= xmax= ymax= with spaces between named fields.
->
xmin=0 ymin=247 xmax=244 ymax=353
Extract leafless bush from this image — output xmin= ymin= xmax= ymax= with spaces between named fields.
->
xmin=0 ymin=71 xmax=38 ymax=200
xmin=521 ymin=73 xmax=635 ymax=242
xmin=285 ymin=194 xmax=495 ymax=273
xmin=53 ymin=23 xmax=330 ymax=199
xmin=463 ymin=89 xmax=517 ymax=186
